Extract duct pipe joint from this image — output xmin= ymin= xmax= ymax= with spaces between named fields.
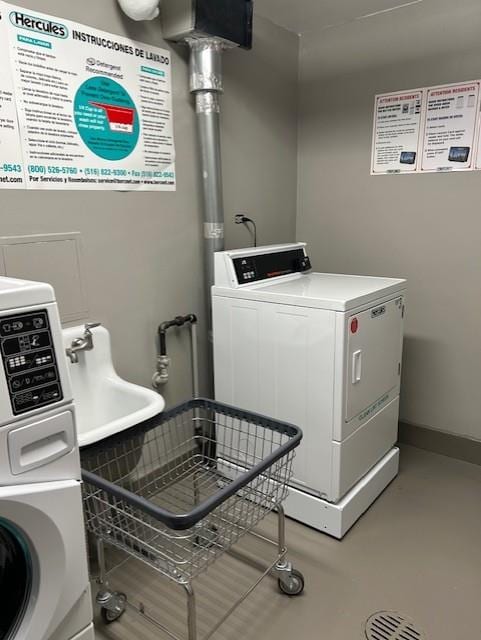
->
xmin=188 ymin=38 xmax=226 ymax=93
xmin=196 ymin=93 xmax=220 ymax=114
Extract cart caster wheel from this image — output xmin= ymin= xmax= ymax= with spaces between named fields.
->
xmin=278 ymin=569 xmax=305 ymax=596
xmin=101 ymin=592 xmax=127 ymax=624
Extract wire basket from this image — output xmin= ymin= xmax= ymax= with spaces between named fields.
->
xmin=81 ymin=398 xmax=301 ymax=584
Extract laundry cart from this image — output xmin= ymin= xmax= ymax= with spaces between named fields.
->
xmin=81 ymin=398 xmax=304 ymax=640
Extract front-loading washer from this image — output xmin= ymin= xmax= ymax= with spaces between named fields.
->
xmin=0 ymin=276 xmax=93 ymax=640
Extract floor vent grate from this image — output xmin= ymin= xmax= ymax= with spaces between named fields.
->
xmin=365 ymin=611 xmax=426 ymax=640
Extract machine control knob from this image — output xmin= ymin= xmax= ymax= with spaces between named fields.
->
xmin=298 ymin=256 xmax=312 ymax=272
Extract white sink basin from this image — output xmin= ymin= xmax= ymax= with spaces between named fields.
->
xmin=62 ymin=325 xmax=165 ymax=447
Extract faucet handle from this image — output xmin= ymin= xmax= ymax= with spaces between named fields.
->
xmin=84 ymin=322 xmax=101 ymax=334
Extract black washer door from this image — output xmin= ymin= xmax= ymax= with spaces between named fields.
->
xmin=0 ymin=520 xmax=32 ymax=639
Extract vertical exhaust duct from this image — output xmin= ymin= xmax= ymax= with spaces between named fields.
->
xmin=162 ymin=0 xmax=253 ymax=338
xmin=189 ymin=39 xmax=225 ymax=330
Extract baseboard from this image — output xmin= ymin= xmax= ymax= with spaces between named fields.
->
xmin=399 ymin=421 xmax=481 ymax=466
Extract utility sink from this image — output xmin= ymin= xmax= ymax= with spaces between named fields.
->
xmin=62 ymin=324 xmax=165 ymax=447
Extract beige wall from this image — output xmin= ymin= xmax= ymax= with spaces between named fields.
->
xmin=297 ymin=3 xmax=481 ymax=440
xmin=2 ymin=2 xmax=298 ymax=405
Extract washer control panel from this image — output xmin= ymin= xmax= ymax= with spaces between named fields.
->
xmin=0 ymin=310 xmax=63 ymax=415
xmin=233 ymin=248 xmax=311 ymax=285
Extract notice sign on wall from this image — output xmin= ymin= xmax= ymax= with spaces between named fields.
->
xmin=476 ymin=116 xmax=481 ymax=170
xmin=371 ymin=90 xmax=423 ymax=174
xmin=421 ymin=82 xmax=480 ymax=172
xmin=372 ymin=80 xmax=481 ymax=176
xmin=0 ymin=8 xmax=24 ymax=189
xmin=0 ymin=2 xmax=176 ymax=190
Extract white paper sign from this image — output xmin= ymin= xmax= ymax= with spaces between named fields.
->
xmin=371 ymin=90 xmax=424 ymax=175
xmin=0 ymin=3 xmax=25 ymax=188
xmin=421 ymin=81 xmax=480 ymax=172
xmin=2 ymin=2 xmax=175 ymax=190
xmin=474 ymin=111 xmax=481 ymax=170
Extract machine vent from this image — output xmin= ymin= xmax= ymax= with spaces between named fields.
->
xmin=365 ymin=612 xmax=426 ymax=640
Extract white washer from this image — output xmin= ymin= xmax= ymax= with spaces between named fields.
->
xmin=0 ymin=277 xmax=93 ymax=640
xmin=212 ymin=243 xmax=406 ymax=538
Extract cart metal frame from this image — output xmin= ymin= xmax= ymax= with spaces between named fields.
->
xmin=81 ymin=398 xmax=304 ymax=640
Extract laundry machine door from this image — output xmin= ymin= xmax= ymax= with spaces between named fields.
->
xmin=0 ymin=520 xmax=32 ymax=639
xmin=0 ymin=480 xmax=91 ymax=640
xmin=345 ymin=296 xmax=404 ymax=423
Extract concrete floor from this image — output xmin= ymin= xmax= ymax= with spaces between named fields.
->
xmin=94 ymin=445 xmax=481 ymax=640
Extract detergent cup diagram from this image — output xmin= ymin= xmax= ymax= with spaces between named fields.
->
xmin=1 ymin=1 xmax=175 ymax=190
xmin=74 ymin=77 xmax=140 ymax=161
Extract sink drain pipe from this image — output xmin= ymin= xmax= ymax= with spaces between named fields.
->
xmin=188 ymin=39 xmax=226 ymax=340
xmin=153 ymin=314 xmax=199 ymax=397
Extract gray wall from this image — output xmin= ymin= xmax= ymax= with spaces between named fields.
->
xmin=297 ymin=2 xmax=481 ymax=440
xmin=223 ymin=17 xmax=298 ymax=249
xmin=2 ymin=2 xmax=298 ymax=406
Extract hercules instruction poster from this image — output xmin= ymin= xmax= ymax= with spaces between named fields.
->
xmin=0 ymin=6 xmax=25 ymax=188
xmin=0 ymin=2 xmax=176 ymax=190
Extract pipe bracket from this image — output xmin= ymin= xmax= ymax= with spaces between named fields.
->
xmin=204 ymin=222 xmax=224 ymax=239
xmin=191 ymin=74 xmax=223 ymax=93
xmin=196 ymin=92 xmax=221 ymax=114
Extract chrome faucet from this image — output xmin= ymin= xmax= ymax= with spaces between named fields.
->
xmin=65 ymin=322 xmax=101 ymax=364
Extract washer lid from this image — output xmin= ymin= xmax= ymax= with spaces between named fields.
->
xmin=213 ymin=272 xmax=406 ymax=311
xmin=0 ymin=277 xmax=55 ymax=312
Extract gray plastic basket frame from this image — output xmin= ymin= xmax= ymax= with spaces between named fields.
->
xmin=81 ymin=397 xmax=302 ymax=531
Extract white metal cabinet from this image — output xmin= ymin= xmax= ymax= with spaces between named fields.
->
xmin=332 ymin=397 xmax=399 ymax=500
xmin=259 ymin=302 xmax=335 ymax=494
xmin=213 ymin=243 xmax=406 ymax=537
xmin=213 ymin=296 xmax=336 ymax=496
